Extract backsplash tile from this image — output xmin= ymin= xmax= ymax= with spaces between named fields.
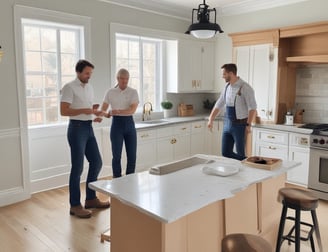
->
xmin=295 ymin=64 xmax=328 ymax=123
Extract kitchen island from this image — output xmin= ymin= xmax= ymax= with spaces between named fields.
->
xmin=89 ymin=155 xmax=301 ymax=252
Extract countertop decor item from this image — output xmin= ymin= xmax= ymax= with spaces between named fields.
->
xmin=161 ymin=100 xmax=173 ymax=118
xmin=203 ymin=99 xmax=215 ymax=110
xmin=161 ymin=100 xmax=173 ymax=110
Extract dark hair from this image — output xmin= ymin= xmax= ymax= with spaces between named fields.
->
xmin=75 ymin=60 xmax=94 ymax=73
xmin=221 ymin=63 xmax=237 ymax=75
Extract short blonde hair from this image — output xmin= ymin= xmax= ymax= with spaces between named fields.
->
xmin=116 ymin=68 xmax=130 ymax=78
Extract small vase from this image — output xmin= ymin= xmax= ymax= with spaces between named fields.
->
xmin=163 ymin=109 xmax=170 ymax=118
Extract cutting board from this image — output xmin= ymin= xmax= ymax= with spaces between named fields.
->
xmin=242 ymin=156 xmax=282 ymax=170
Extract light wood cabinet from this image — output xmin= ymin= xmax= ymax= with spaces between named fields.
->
xmin=166 ymin=39 xmax=215 ymax=93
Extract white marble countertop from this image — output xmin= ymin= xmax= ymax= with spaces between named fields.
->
xmin=89 ymin=154 xmax=300 ymax=223
xmin=134 ymin=114 xmax=222 ymax=129
xmin=252 ymin=123 xmax=313 ymax=134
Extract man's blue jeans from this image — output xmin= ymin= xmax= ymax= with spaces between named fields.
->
xmin=221 ymin=120 xmax=246 ymax=161
xmin=110 ymin=116 xmax=137 ymax=178
xmin=67 ymin=120 xmax=102 ymax=207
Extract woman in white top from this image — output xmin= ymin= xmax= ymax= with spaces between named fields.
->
xmin=101 ymin=68 xmax=139 ymax=177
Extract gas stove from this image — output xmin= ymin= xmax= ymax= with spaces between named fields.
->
xmin=299 ymin=123 xmax=328 ymax=149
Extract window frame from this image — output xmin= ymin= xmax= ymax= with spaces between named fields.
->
xmin=115 ymin=33 xmax=163 ymax=111
xmin=110 ymin=23 xmax=180 ymax=113
xmin=14 ymin=5 xmax=91 ymax=129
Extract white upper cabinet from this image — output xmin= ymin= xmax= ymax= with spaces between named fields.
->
xmin=166 ymin=39 xmax=215 ymax=93
xmin=234 ymin=44 xmax=278 ymax=122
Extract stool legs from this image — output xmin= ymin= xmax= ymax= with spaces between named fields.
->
xmin=295 ymin=209 xmax=301 ymax=252
xmin=276 ymin=204 xmax=288 ymax=252
xmin=311 ymin=210 xmax=323 ymax=252
xmin=276 ymin=204 xmax=322 ymax=252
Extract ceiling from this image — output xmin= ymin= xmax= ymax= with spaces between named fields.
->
xmin=98 ymin=0 xmax=309 ymax=20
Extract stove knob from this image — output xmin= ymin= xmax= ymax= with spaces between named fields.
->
xmin=313 ymin=138 xmax=318 ymax=144
xmin=319 ymin=139 xmax=325 ymax=145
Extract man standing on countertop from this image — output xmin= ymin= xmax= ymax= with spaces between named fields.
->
xmin=207 ymin=63 xmax=257 ymax=160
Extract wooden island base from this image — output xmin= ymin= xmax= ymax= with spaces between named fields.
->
xmin=109 ymin=174 xmax=285 ymax=252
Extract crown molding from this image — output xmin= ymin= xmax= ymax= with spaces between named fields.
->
xmin=98 ymin=0 xmax=310 ymax=20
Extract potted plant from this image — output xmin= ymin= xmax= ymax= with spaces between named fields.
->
xmin=161 ymin=100 xmax=173 ymax=118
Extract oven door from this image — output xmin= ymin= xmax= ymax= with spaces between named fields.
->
xmin=309 ymin=147 xmax=328 ymax=193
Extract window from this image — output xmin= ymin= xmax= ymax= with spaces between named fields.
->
xmin=115 ymin=33 xmax=162 ymax=111
xmin=22 ymin=19 xmax=84 ymax=126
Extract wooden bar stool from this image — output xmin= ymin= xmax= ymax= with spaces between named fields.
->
xmin=222 ymin=233 xmax=272 ymax=252
xmin=275 ymin=188 xmax=323 ymax=252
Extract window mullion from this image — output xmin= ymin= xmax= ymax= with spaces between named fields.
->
xmin=139 ymin=38 xmax=144 ymax=105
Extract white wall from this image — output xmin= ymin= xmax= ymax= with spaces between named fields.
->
xmin=0 ymin=0 xmax=189 ymax=206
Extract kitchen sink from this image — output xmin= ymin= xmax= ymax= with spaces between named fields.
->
xmin=139 ymin=119 xmax=169 ymax=124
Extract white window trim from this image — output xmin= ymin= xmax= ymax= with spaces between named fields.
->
xmin=14 ymin=5 xmax=92 ymax=130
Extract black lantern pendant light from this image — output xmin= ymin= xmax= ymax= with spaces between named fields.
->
xmin=185 ymin=0 xmax=223 ymax=39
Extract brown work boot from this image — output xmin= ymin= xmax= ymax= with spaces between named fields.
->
xmin=70 ymin=205 xmax=92 ymax=218
xmin=85 ymin=198 xmax=110 ymax=209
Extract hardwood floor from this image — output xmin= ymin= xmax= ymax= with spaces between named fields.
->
xmin=0 ymin=183 xmax=110 ymax=252
xmin=0 ymin=182 xmax=327 ymax=252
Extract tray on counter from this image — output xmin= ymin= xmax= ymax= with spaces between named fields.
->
xmin=241 ymin=156 xmax=282 ymax=170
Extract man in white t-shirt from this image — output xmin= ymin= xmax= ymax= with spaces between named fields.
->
xmin=101 ymin=68 xmax=139 ymax=178
xmin=61 ymin=60 xmax=110 ymax=218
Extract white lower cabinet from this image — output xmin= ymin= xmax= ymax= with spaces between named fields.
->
xmin=288 ymin=133 xmax=310 ymax=186
xmin=206 ymin=120 xmax=223 ymax=156
xmin=253 ymin=128 xmax=310 ymax=187
xmin=156 ymin=123 xmax=191 ymax=164
xmin=190 ymin=121 xmax=206 ymax=155
xmin=136 ymin=129 xmax=157 ymax=172
xmin=253 ymin=128 xmax=289 ymax=160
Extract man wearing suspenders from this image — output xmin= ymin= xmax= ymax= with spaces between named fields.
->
xmin=208 ymin=63 xmax=257 ymax=160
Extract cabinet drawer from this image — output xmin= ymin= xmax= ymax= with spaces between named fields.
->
xmin=289 ymin=133 xmax=310 ymax=148
xmin=157 ymin=126 xmax=173 ymax=138
xmin=256 ymin=130 xmax=288 ymax=145
xmin=255 ymin=142 xmax=288 ymax=160
xmin=173 ymin=123 xmax=190 ymax=135
xmin=137 ymin=129 xmax=157 ymax=142
xmin=191 ymin=121 xmax=205 ymax=133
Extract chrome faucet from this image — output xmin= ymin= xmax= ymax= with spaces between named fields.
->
xmin=142 ymin=102 xmax=153 ymax=121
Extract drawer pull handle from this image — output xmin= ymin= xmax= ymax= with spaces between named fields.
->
xmin=267 ymin=135 xmax=275 ymax=139
xmin=269 ymin=146 xmax=276 ymax=150
xmin=194 ymin=125 xmax=202 ymax=128
xmin=141 ymin=134 xmax=149 ymax=138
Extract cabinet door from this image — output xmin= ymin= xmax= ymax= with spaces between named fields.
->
xmin=234 ymin=44 xmax=278 ymax=122
xmin=166 ymin=39 xmax=215 ymax=93
xmin=234 ymin=46 xmax=251 ymax=83
xmin=190 ymin=121 xmax=206 ymax=155
xmin=288 ymin=147 xmax=309 ymax=186
xmin=174 ymin=134 xmax=191 ymax=160
xmin=136 ymin=129 xmax=157 ymax=172
xmin=205 ymin=120 xmax=222 ymax=156
xmin=200 ymin=42 xmax=215 ymax=91
xmin=250 ymin=44 xmax=271 ymax=119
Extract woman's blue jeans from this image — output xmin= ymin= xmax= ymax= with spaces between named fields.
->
xmin=221 ymin=120 xmax=246 ymax=161
xmin=67 ymin=120 xmax=102 ymax=207
xmin=110 ymin=116 xmax=137 ymax=178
